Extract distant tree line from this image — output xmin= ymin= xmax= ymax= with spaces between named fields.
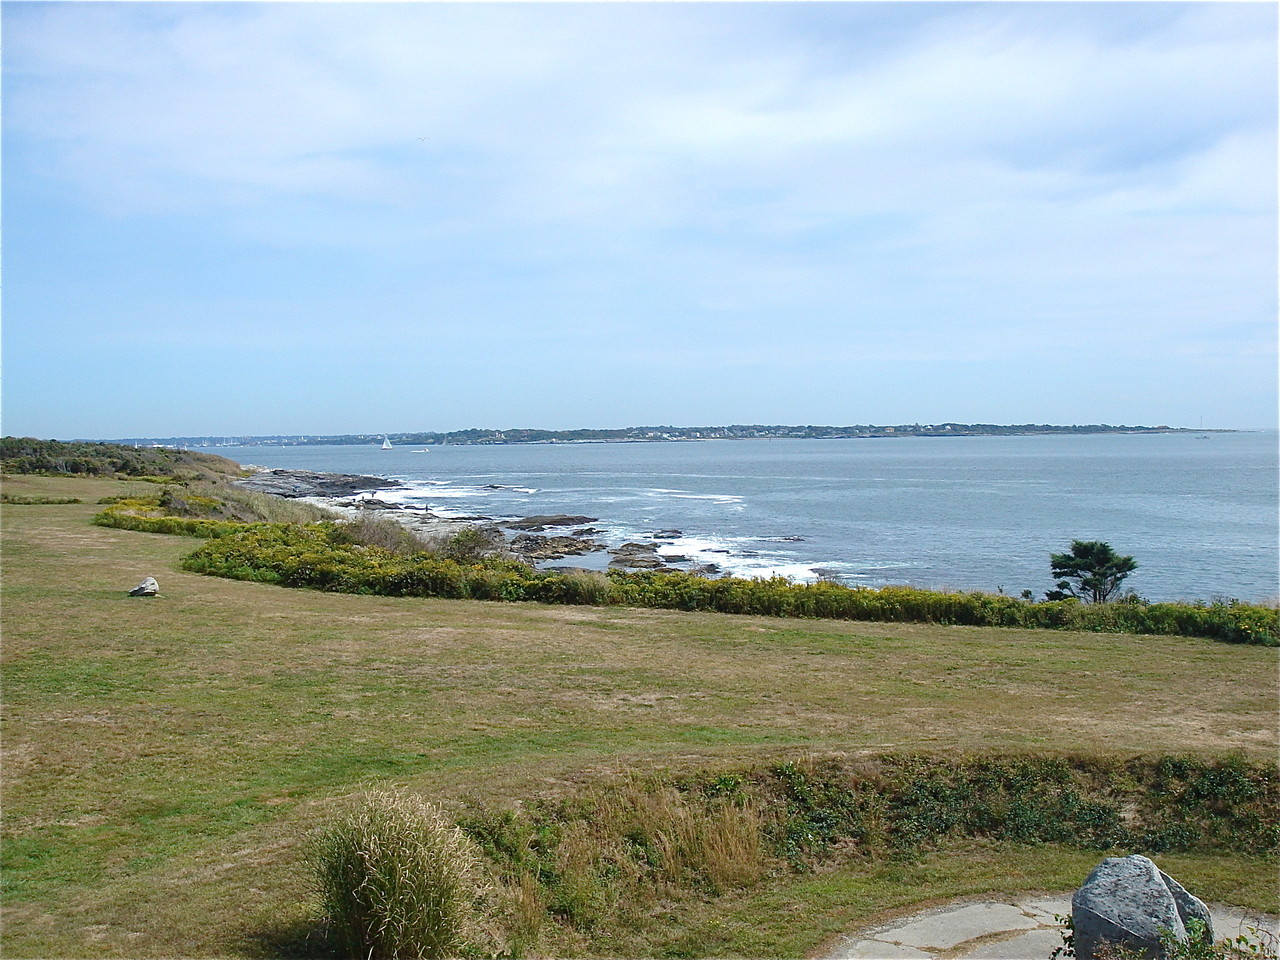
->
xmin=0 ymin=437 xmax=239 ymax=479
xmin=170 ymin=422 xmax=1188 ymax=448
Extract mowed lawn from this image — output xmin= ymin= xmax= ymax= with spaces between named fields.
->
xmin=3 ymin=476 xmax=1277 ymax=957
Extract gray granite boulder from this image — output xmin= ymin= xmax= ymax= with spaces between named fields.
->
xmin=128 ymin=577 xmax=160 ymax=597
xmin=1073 ymin=855 xmax=1213 ymax=959
xmin=1159 ymin=868 xmax=1215 ymax=943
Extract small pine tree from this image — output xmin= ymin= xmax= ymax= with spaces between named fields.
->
xmin=1048 ymin=540 xmax=1138 ymax=603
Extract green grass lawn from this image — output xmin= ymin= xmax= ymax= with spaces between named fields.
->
xmin=3 ymin=476 xmax=1277 ymax=957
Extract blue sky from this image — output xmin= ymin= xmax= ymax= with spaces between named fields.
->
xmin=3 ymin=1 xmax=1276 ymax=438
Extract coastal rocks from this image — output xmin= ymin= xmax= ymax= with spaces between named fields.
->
xmin=351 ymin=497 xmax=402 ymax=510
xmin=500 ymin=515 xmax=598 ymax=532
xmin=509 ymin=533 xmax=606 ymax=561
xmin=234 ymin=469 xmax=400 ymax=499
xmin=128 ymin=577 xmax=160 ymax=597
xmin=608 ymin=542 xmax=669 ymax=569
xmin=1072 ymin=855 xmax=1213 ymax=960
xmin=651 ymin=529 xmax=683 ymax=539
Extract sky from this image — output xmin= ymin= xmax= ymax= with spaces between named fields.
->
xmin=2 ymin=1 xmax=1276 ymax=439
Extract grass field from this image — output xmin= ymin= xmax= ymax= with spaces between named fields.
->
xmin=3 ymin=475 xmax=1277 ymax=958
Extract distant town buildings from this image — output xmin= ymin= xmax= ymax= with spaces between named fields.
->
xmin=111 ymin=423 xmax=1194 ymax=448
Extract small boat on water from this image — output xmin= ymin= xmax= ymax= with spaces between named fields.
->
xmin=381 ymin=437 xmax=393 ymax=450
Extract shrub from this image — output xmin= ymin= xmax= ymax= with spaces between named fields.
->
xmin=329 ymin=512 xmax=442 ymax=556
xmin=0 ymin=495 xmax=82 ymax=504
xmin=312 ymin=790 xmax=504 ymax=960
xmin=0 ymin=436 xmax=239 ymax=479
xmin=604 ymin=572 xmax=1277 ymax=645
xmin=440 ymin=527 xmax=502 ymax=563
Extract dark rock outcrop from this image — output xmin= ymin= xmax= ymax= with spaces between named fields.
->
xmin=501 ymin=515 xmax=598 ymax=532
xmin=608 ymin=542 xmax=669 ymax=569
xmin=509 ymin=534 xmax=606 ymax=561
xmin=234 ymin=470 xmax=400 ymax=499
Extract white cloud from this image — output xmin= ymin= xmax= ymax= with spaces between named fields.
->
xmin=8 ymin=3 xmax=1272 ymax=225
xmin=3 ymin=1 xmax=1274 ymax=427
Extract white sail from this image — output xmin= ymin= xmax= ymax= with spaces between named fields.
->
xmin=381 ymin=437 xmax=393 ymax=450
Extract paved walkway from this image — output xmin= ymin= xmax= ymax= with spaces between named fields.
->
xmin=824 ymin=895 xmax=1279 ymax=960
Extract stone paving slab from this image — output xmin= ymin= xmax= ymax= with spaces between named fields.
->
xmin=956 ymin=928 xmax=1064 ymax=959
xmin=824 ymin=896 xmax=1279 ymax=960
xmin=1017 ymin=896 xmax=1071 ymax=926
xmin=882 ymin=903 xmax=1039 ymax=951
xmin=838 ymin=942 xmax=933 ymax=959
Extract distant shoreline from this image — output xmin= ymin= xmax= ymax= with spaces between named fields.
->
xmin=112 ymin=423 xmax=1235 ymax=449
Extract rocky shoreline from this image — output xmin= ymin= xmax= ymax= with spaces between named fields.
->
xmin=234 ymin=469 xmax=714 ymax=572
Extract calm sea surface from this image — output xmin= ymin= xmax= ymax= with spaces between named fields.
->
xmin=211 ymin=432 xmax=1278 ymax=603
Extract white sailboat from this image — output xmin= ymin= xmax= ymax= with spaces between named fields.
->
xmin=381 ymin=436 xmax=393 ymax=450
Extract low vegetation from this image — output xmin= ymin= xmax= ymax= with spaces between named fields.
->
xmin=295 ymin=754 xmax=1280 ymax=958
xmin=170 ymin=521 xmax=1278 ymax=644
xmin=449 ymin=754 xmax=1276 ymax=955
xmin=1 ymin=494 xmax=83 ymax=504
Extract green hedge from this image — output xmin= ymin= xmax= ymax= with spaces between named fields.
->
xmin=178 ymin=523 xmax=1278 ymax=645
xmin=606 ymin=571 xmax=1278 ymax=645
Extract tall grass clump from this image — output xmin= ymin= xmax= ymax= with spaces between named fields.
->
xmin=313 ymin=790 xmax=505 ymax=960
xmin=461 ymin=778 xmax=774 ymax=941
xmin=189 ymin=481 xmax=340 ymax=525
xmin=329 ymin=511 xmax=445 ymax=557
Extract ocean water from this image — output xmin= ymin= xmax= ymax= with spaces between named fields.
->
xmin=211 ymin=432 xmax=1279 ymax=603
